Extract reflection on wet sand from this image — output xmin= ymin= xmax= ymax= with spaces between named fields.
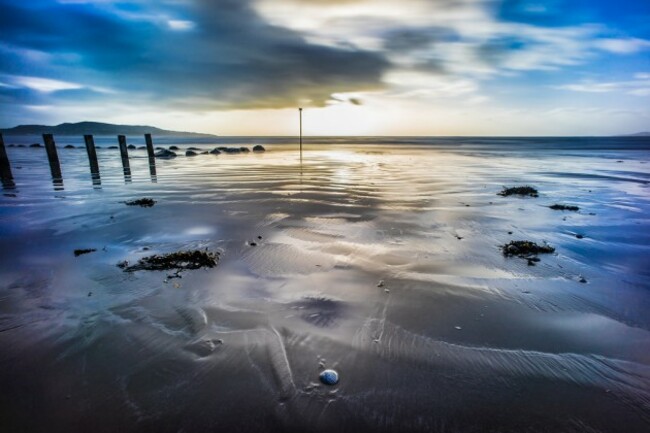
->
xmin=0 ymin=140 xmax=649 ymax=432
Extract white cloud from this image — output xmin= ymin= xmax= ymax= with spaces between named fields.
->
xmin=555 ymin=75 xmax=650 ymax=96
xmin=167 ymin=20 xmax=196 ymax=31
xmin=594 ymin=38 xmax=650 ymax=54
xmin=13 ymin=76 xmax=83 ymax=93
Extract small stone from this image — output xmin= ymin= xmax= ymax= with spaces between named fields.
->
xmin=579 ymin=277 xmax=587 ymax=283
xmin=249 ymin=242 xmax=257 ymax=246
xmin=377 ymin=280 xmax=384 ymax=288
xmin=575 ymin=234 xmax=584 ymax=239
xmin=319 ymin=369 xmax=339 ymax=386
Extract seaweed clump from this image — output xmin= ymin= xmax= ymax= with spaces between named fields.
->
xmin=118 ymin=250 xmax=219 ymax=272
xmin=74 ymin=248 xmax=96 ymax=257
xmin=549 ymin=204 xmax=579 ymax=211
xmin=124 ymin=198 xmax=156 ymax=207
xmin=502 ymin=241 xmax=555 ymax=258
xmin=498 ymin=186 xmax=539 ymax=197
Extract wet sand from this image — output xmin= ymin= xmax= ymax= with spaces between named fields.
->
xmin=1 ymin=137 xmax=649 ymax=432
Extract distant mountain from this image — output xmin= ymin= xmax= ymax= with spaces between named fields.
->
xmin=1 ymin=121 xmax=217 ymax=137
xmin=620 ymin=132 xmax=650 ymax=137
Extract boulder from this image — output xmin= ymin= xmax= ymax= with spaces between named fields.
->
xmin=253 ymin=145 xmax=266 ymax=152
xmin=240 ymin=146 xmax=250 ymax=152
xmin=209 ymin=148 xmax=221 ymax=155
xmin=64 ymin=145 xmax=75 ymax=149
xmin=169 ymin=146 xmax=180 ymax=150
xmin=29 ymin=143 xmax=41 ymax=148
xmin=186 ymin=150 xmax=198 ymax=157
xmin=155 ymin=149 xmax=177 ymax=159
xmin=127 ymin=144 xmax=136 ymax=150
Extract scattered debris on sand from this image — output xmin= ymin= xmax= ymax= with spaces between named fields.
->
xmin=549 ymin=204 xmax=579 ymax=211
xmin=74 ymin=248 xmax=96 ymax=257
xmin=498 ymin=186 xmax=539 ymax=197
xmin=124 ymin=198 xmax=156 ymax=207
xmin=118 ymin=250 xmax=219 ymax=272
xmin=501 ymin=241 xmax=555 ymax=260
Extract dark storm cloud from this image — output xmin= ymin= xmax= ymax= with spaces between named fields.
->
xmin=475 ymin=36 xmax=529 ymax=66
xmin=0 ymin=0 xmax=390 ymax=111
xmin=383 ymin=27 xmax=459 ymax=52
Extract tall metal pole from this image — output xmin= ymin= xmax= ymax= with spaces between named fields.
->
xmin=299 ymin=107 xmax=303 ymax=160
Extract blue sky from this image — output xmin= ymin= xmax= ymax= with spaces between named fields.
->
xmin=0 ymin=0 xmax=648 ymax=135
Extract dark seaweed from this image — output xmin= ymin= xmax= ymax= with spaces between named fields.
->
xmin=124 ymin=198 xmax=156 ymax=207
xmin=119 ymin=250 xmax=219 ymax=272
xmin=549 ymin=204 xmax=579 ymax=211
xmin=497 ymin=186 xmax=539 ymax=197
xmin=74 ymin=248 xmax=96 ymax=257
xmin=501 ymin=241 xmax=555 ymax=258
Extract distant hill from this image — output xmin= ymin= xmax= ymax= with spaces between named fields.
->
xmin=621 ymin=132 xmax=650 ymax=137
xmin=1 ymin=121 xmax=217 ymax=137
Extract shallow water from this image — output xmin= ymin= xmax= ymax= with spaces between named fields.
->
xmin=1 ymin=136 xmax=649 ymax=432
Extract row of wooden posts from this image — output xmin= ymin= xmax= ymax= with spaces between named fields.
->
xmin=0 ymin=133 xmax=159 ymax=189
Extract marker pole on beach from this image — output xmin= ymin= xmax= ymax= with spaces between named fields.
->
xmin=117 ymin=135 xmax=132 ymax=178
xmin=0 ymin=133 xmax=15 ymax=183
xmin=299 ymin=107 xmax=303 ymax=160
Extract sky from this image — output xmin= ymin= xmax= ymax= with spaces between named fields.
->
xmin=0 ymin=0 xmax=649 ymax=136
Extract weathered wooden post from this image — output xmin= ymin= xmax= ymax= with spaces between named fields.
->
xmin=0 ymin=133 xmax=14 ymax=180
xmin=144 ymin=133 xmax=157 ymax=179
xmin=43 ymin=134 xmax=63 ymax=189
xmin=0 ymin=134 xmax=16 ymax=189
xmin=84 ymin=134 xmax=101 ymax=186
xmin=117 ymin=135 xmax=131 ymax=179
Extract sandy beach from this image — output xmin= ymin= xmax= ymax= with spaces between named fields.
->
xmin=1 ymin=136 xmax=649 ymax=432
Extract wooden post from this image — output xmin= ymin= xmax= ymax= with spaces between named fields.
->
xmin=0 ymin=133 xmax=16 ymax=189
xmin=144 ymin=133 xmax=157 ymax=177
xmin=117 ymin=135 xmax=131 ymax=178
xmin=84 ymin=134 xmax=101 ymax=186
xmin=0 ymin=133 xmax=14 ymax=181
xmin=43 ymin=134 xmax=62 ymax=181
